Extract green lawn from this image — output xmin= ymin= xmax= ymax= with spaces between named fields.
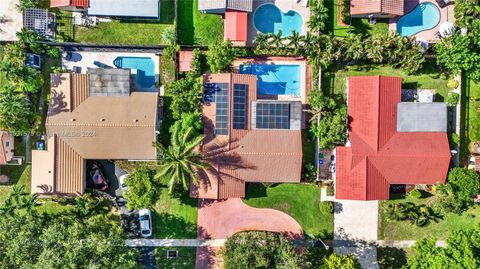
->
xmin=75 ymin=0 xmax=174 ymax=45
xmin=379 ymin=196 xmax=480 ymax=240
xmin=243 ymin=183 xmax=333 ymax=238
xmin=152 ymin=177 xmax=198 ymax=239
xmin=177 ymin=0 xmax=223 ymax=45
xmin=0 ymin=165 xmax=32 ymax=203
xmin=324 ymin=0 xmax=388 ymax=37
xmin=160 ymin=53 xmax=176 ymax=86
xmin=155 ymin=247 xmax=196 ymax=269
xmin=460 ymin=76 xmax=480 ymax=162
xmin=322 ymin=61 xmax=451 ymax=100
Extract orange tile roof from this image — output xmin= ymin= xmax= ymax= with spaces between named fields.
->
xmin=192 ymin=73 xmax=302 ymax=199
xmin=224 ymin=11 xmax=248 ymax=43
xmin=51 ymin=0 xmax=88 ymax=8
xmin=336 ymin=76 xmax=450 ymax=200
xmin=350 ymin=0 xmax=403 ymax=16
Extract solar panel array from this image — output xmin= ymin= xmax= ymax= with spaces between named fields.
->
xmin=232 ymin=84 xmax=247 ymax=129
xmin=256 ymin=103 xmax=290 ymax=129
xmin=213 ymin=83 xmax=229 ymax=135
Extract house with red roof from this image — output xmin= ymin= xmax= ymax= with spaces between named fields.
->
xmin=0 ymin=132 xmax=14 ymax=165
xmin=191 ymin=73 xmax=303 ymax=199
xmin=350 ymin=0 xmax=404 ymax=18
xmin=335 ymin=76 xmax=451 ymax=200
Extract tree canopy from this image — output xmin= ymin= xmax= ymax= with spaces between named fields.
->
xmin=223 ymin=231 xmax=304 ymax=269
xmin=164 ymin=73 xmax=203 ymax=120
xmin=125 ymin=166 xmax=158 ymax=210
xmin=321 ymin=253 xmax=362 ymax=269
xmin=406 ymin=226 xmax=480 ymax=269
xmin=207 ymin=40 xmax=236 ymax=73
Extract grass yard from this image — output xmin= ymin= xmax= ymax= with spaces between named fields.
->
xmin=152 ymin=177 xmax=198 ymax=239
xmin=177 ymin=0 xmax=223 ymax=45
xmin=322 ymin=61 xmax=451 ymax=100
xmin=377 ymin=247 xmax=415 ymax=269
xmin=243 ymin=183 xmax=333 ymax=238
xmin=379 ymin=196 xmax=480 ymax=240
xmin=75 ymin=0 xmax=174 ymax=45
xmin=460 ymin=76 xmax=480 ymax=162
xmin=155 ymin=247 xmax=196 ymax=269
xmin=0 ymin=165 xmax=32 ymax=203
xmin=324 ymin=0 xmax=388 ymax=37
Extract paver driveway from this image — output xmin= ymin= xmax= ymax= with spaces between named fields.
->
xmin=197 ymin=198 xmax=303 ymax=240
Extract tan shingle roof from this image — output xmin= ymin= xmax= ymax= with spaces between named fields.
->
xmin=350 ymin=0 xmax=404 ymax=16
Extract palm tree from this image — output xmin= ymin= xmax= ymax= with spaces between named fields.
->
xmin=155 ymin=125 xmax=209 ymax=193
xmin=343 ymin=33 xmax=364 ymax=62
xmin=272 ymin=30 xmax=284 ymax=48
xmin=254 ymin=32 xmax=269 ymax=49
xmin=287 ymin=31 xmax=304 ymax=55
xmin=20 ymin=193 xmax=39 ymax=215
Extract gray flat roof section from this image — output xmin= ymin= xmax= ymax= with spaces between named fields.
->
xmin=397 ymin=102 xmax=447 ymax=132
xmin=88 ymin=0 xmax=160 ymax=18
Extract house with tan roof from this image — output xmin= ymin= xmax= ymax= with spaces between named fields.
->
xmin=31 ymin=69 xmax=159 ymax=196
xmin=350 ymin=0 xmax=404 ymax=18
xmin=335 ymin=76 xmax=451 ymax=200
xmin=191 ymin=73 xmax=303 ymax=199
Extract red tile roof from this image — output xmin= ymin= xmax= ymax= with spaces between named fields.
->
xmin=192 ymin=73 xmax=302 ymax=199
xmin=336 ymin=76 xmax=451 ymax=200
xmin=350 ymin=0 xmax=403 ymax=16
xmin=224 ymin=11 xmax=248 ymax=43
xmin=51 ymin=0 xmax=88 ymax=8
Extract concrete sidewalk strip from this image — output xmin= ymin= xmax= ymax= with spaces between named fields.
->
xmin=125 ymin=239 xmax=227 ymax=247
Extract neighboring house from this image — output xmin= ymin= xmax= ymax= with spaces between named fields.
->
xmin=191 ymin=73 xmax=303 ymax=199
xmin=50 ymin=0 xmax=161 ymax=19
xmin=198 ymin=0 xmax=253 ymax=45
xmin=335 ymin=76 xmax=451 ymax=200
xmin=350 ymin=0 xmax=404 ymax=18
xmin=31 ymin=69 xmax=159 ymax=196
xmin=0 ymin=132 xmax=14 ymax=165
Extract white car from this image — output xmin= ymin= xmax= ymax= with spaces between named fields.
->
xmin=118 ymin=174 xmax=129 ymax=193
xmin=138 ymin=209 xmax=152 ymax=238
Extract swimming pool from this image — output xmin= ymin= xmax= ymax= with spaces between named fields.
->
xmin=239 ymin=64 xmax=301 ymax=95
xmin=253 ymin=4 xmax=303 ymax=37
xmin=113 ymin=56 xmax=155 ymax=89
xmin=397 ymin=2 xmax=440 ymax=37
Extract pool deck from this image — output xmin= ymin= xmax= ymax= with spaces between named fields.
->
xmin=389 ymin=0 xmax=450 ymax=42
xmin=233 ymin=57 xmax=310 ymax=105
xmin=62 ymin=51 xmax=160 ymax=91
xmin=247 ymin=0 xmax=311 ymax=46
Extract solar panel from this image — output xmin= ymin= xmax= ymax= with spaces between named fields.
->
xmin=232 ymin=84 xmax=247 ymax=129
xmin=209 ymin=83 xmax=229 ymax=135
xmin=256 ymin=103 xmax=290 ymax=129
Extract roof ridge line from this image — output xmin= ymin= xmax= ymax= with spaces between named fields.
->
xmin=47 ymin=123 xmax=154 ymax=127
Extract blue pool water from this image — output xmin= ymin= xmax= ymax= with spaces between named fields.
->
xmin=239 ymin=64 xmax=301 ymax=95
xmin=253 ymin=4 xmax=303 ymax=37
xmin=113 ymin=56 xmax=155 ymax=88
xmin=397 ymin=2 xmax=440 ymax=37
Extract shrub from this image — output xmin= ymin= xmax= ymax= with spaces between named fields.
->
xmin=447 ymin=92 xmax=460 ymax=106
xmin=165 ymin=74 xmax=203 ymax=120
xmin=447 ymin=79 xmax=459 ymax=89
xmin=319 ymin=201 xmax=334 ymax=215
xmin=125 ymin=167 xmax=158 ymax=210
xmin=447 ymin=168 xmax=480 ymax=204
xmin=407 ymin=189 xmax=422 ymax=200
xmin=327 ymin=184 xmax=335 ymax=196
xmin=448 ymin=133 xmax=460 ymax=148
xmin=191 ymin=48 xmax=203 ymax=76
xmin=340 ymin=0 xmax=350 ymax=23
xmin=206 ymin=40 xmax=236 ymax=73
xmin=302 ymin=163 xmax=317 ymax=182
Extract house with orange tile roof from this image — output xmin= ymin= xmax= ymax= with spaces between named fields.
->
xmin=0 ymin=132 xmax=14 ymax=165
xmin=31 ymin=69 xmax=159 ymax=196
xmin=335 ymin=76 xmax=451 ymax=200
xmin=350 ymin=0 xmax=404 ymax=18
xmin=191 ymin=73 xmax=303 ymax=199
xmin=50 ymin=0 xmax=161 ymax=18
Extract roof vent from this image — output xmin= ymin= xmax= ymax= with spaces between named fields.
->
xmin=70 ymin=118 xmax=76 ymax=122
xmin=134 ymin=119 xmax=139 ymax=122
xmin=100 ymin=118 xmax=105 ymax=122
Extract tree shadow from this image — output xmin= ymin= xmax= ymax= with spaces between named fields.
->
xmin=377 ymin=246 xmax=408 ymax=269
xmin=244 ymin=183 xmax=267 ymax=198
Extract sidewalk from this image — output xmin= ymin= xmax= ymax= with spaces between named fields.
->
xmin=125 ymin=239 xmax=226 ymax=247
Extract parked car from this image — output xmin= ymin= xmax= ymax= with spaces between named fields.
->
xmin=118 ymin=174 xmax=129 ymax=193
xmin=89 ymin=161 xmax=109 ymax=191
xmin=139 ymin=209 xmax=152 ymax=238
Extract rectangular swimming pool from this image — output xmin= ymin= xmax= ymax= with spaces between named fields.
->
xmin=239 ymin=64 xmax=301 ymax=95
xmin=113 ymin=56 xmax=155 ymax=89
